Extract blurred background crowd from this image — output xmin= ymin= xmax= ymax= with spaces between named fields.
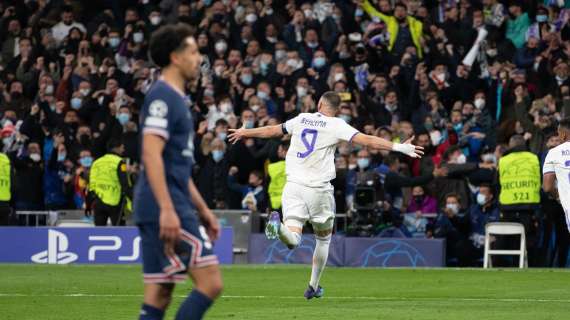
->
xmin=1 ymin=0 xmax=570 ymax=267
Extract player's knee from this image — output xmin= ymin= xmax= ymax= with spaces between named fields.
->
xmin=315 ymin=229 xmax=332 ymax=244
xmin=195 ymin=271 xmax=223 ymax=299
xmin=145 ymin=284 xmax=174 ymax=309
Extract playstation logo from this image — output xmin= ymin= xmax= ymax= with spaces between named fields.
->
xmin=31 ymin=229 xmax=78 ymax=264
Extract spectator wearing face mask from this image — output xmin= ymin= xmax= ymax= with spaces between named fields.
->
xmin=223 ymin=109 xmax=262 ymax=208
xmin=433 ymin=193 xmax=470 ymax=266
xmin=197 ymin=138 xmax=229 ymax=210
xmin=383 ymin=153 xmax=447 ymax=211
xmin=465 ymin=184 xmax=500 ymax=266
xmin=73 ymin=149 xmax=93 ymax=210
xmin=51 ymin=6 xmax=86 ymax=46
xmin=407 ymin=185 xmax=437 ymax=215
xmin=12 ymin=142 xmax=43 ymax=218
xmin=227 ymin=167 xmax=268 ymax=213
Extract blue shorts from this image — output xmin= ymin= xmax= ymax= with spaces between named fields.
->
xmin=138 ymin=219 xmax=218 ymax=284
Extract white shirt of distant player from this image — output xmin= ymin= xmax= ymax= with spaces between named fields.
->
xmin=543 ymin=141 xmax=570 ymax=217
xmin=284 ymin=112 xmax=358 ymax=188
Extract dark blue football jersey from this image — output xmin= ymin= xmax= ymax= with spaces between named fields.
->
xmin=134 ymin=80 xmax=196 ymax=223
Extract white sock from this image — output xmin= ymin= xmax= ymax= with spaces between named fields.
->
xmin=278 ymin=224 xmax=301 ymax=248
xmin=309 ymin=234 xmax=331 ymax=289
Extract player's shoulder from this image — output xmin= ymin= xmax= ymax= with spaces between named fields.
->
xmin=547 ymin=142 xmax=570 ymax=157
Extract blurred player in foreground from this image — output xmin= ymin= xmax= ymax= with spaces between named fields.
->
xmin=133 ymin=24 xmax=222 ymax=320
xmin=228 ymin=91 xmax=423 ymax=299
xmin=543 ymin=117 xmax=570 ymax=234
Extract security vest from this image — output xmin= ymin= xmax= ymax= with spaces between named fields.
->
xmin=498 ymin=151 xmax=540 ymax=205
xmin=267 ymin=160 xmax=286 ymax=210
xmin=89 ymin=154 xmax=123 ymax=206
xmin=0 ymin=153 xmax=11 ymax=201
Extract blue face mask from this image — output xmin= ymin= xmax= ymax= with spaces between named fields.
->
xmin=79 ymin=156 xmax=93 ymax=168
xmin=357 ymin=158 xmax=370 ymax=169
xmin=453 ymin=122 xmax=463 ymax=133
xmin=536 ymin=15 xmax=548 ymax=23
xmin=117 ymin=113 xmax=130 ymax=125
xmin=257 ymin=91 xmax=269 ymax=100
xmin=71 ymin=97 xmax=82 ymax=110
xmin=313 ymin=57 xmax=326 ymax=69
xmin=260 ymin=62 xmax=270 ymax=72
xmin=57 ymin=153 xmax=66 ymax=162
xmin=476 ymin=193 xmax=487 ymax=206
xmin=339 ymin=114 xmax=351 ymax=123
xmin=240 ymin=74 xmax=253 ymax=86
xmin=217 ymin=132 xmax=227 ymax=141
xmin=212 ymin=150 xmax=224 ymax=162
xmin=109 ymin=37 xmax=120 ymax=48
xmin=244 ymin=120 xmax=254 ymax=129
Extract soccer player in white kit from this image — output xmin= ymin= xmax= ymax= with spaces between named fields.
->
xmin=228 ymin=92 xmax=423 ymax=299
xmin=543 ymin=118 xmax=570 ymax=233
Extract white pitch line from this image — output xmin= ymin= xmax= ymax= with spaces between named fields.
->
xmin=0 ymin=293 xmax=568 ymax=303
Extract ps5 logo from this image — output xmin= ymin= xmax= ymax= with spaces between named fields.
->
xmin=31 ymin=229 xmax=78 ymax=264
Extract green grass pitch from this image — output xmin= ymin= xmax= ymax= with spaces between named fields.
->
xmin=0 ymin=264 xmax=569 ymax=319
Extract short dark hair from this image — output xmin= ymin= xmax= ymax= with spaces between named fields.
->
xmin=149 ymin=24 xmax=195 ymax=68
xmin=394 ymin=2 xmax=408 ymax=10
xmin=384 ymin=153 xmax=400 ymax=166
xmin=443 ymin=145 xmax=461 ymax=161
xmin=321 ymin=91 xmax=341 ymax=110
xmin=445 ymin=192 xmax=461 ymax=202
xmin=215 ymin=119 xmax=229 ymax=127
xmin=559 ymin=117 xmax=570 ymax=131
xmin=479 ymin=183 xmax=495 ymax=197
xmin=250 ymin=170 xmax=264 ymax=181
xmin=107 ymin=138 xmax=123 ymax=152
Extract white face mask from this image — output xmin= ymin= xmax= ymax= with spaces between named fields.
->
xmin=245 ymin=13 xmax=258 ymax=23
xmin=275 ymin=50 xmax=286 ymax=61
xmin=29 ymin=153 xmax=41 ymax=162
xmin=150 ymin=16 xmax=162 ymax=26
xmin=296 ymin=86 xmax=307 ymax=97
xmin=214 ymin=66 xmax=225 ymax=76
xmin=446 ymin=203 xmax=459 ymax=214
xmin=220 ymin=102 xmax=233 ymax=113
xmin=133 ymin=32 xmax=144 ymax=44
xmin=215 ymin=41 xmax=227 ymax=53
xmin=474 ymin=98 xmax=485 ymax=109
xmin=436 ymin=73 xmax=446 ymax=82
xmin=482 ymin=153 xmax=496 ymax=164
xmin=334 ymin=73 xmax=344 ymax=82
xmin=476 ymin=193 xmax=487 ymax=206
xmin=455 ymin=153 xmax=467 ymax=164
xmin=45 ymin=85 xmax=54 ymax=95
xmin=80 ymin=88 xmax=90 ymax=97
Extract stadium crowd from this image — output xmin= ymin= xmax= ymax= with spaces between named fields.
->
xmin=0 ymin=0 xmax=570 ymax=267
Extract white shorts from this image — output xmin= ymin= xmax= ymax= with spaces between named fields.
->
xmin=281 ymin=181 xmax=335 ymax=231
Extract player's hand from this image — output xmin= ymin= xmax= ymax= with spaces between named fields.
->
xmin=159 ymin=209 xmax=181 ymax=256
xmin=202 ymin=209 xmax=221 ymax=241
xmin=393 ymin=136 xmax=424 ymax=158
xmin=228 ymin=125 xmax=246 ymax=144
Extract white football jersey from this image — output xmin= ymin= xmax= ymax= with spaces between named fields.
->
xmin=283 ymin=112 xmax=359 ymax=188
xmin=543 ymin=141 xmax=570 ymax=228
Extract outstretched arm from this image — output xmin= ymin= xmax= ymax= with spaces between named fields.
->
xmin=352 ymin=133 xmax=424 ymax=158
xmin=228 ymin=124 xmax=285 ymax=143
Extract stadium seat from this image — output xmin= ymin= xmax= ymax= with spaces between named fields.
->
xmin=483 ymin=222 xmax=527 ymax=269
